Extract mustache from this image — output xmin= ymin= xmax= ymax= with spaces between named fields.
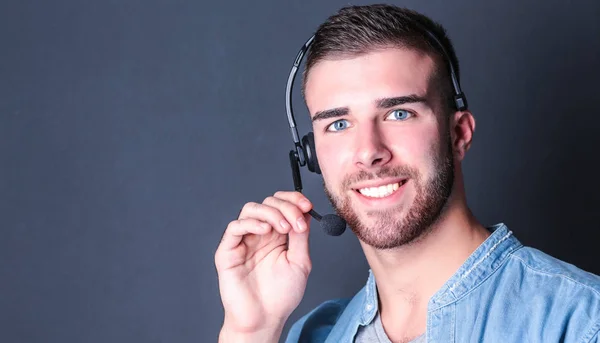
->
xmin=341 ymin=165 xmax=419 ymax=189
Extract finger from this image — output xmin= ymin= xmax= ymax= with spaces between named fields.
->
xmin=273 ymin=191 xmax=313 ymax=213
xmin=238 ymin=201 xmax=292 ymax=235
xmin=263 ymin=196 xmax=309 ymax=233
xmin=286 ymin=212 xmax=312 ymax=274
xmin=219 ymin=218 xmax=271 ymax=251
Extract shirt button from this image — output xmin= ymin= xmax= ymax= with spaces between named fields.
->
xmin=366 ymin=304 xmax=373 ymax=311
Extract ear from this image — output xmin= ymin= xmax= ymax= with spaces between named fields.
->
xmin=450 ymin=111 xmax=475 ymax=161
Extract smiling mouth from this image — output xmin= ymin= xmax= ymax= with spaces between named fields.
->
xmin=355 ymin=180 xmax=408 ymax=198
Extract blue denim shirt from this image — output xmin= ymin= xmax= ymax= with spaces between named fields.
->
xmin=285 ymin=223 xmax=600 ymax=342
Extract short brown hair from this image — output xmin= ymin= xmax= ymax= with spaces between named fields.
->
xmin=303 ymin=4 xmax=460 ymax=114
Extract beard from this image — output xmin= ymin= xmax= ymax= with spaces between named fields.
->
xmin=323 ymin=133 xmax=455 ymax=250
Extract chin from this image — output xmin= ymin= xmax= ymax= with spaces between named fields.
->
xmin=353 ymin=219 xmax=426 ymax=250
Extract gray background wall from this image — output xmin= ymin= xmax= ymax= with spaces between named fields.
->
xmin=1 ymin=0 xmax=599 ymax=342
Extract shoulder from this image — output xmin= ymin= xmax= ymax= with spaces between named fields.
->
xmin=508 ymin=246 xmax=600 ymax=295
xmin=284 ymin=298 xmax=352 ymax=343
xmin=503 ymin=246 xmax=600 ymax=341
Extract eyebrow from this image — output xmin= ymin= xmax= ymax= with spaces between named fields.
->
xmin=376 ymin=94 xmax=428 ymax=109
xmin=311 ymin=94 xmax=429 ymax=122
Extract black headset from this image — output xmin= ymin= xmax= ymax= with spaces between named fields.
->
xmin=286 ymin=25 xmax=468 ymax=193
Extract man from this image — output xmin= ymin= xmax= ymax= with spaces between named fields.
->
xmin=215 ymin=4 xmax=600 ymax=343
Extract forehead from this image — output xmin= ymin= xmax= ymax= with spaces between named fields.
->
xmin=304 ymin=48 xmax=436 ymax=114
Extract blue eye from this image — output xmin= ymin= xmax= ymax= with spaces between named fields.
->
xmin=327 ymin=119 xmax=350 ymax=132
xmin=387 ymin=109 xmax=412 ymax=121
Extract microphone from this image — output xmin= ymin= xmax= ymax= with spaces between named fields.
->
xmin=308 ymin=209 xmax=346 ymax=236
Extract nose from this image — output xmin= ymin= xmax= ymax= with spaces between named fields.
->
xmin=352 ymin=122 xmax=392 ymax=170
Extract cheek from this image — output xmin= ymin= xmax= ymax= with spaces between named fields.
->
xmin=315 ymin=138 xmax=352 ymax=184
xmin=315 ymin=144 xmax=335 ymax=176
xmin=389 ymin=126 xmax=441 ymax=169
xmin=417 ymin=134 xmax=445 ymax=175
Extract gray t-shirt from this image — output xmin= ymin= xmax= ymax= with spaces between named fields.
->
xmin=354 ymin=311 xmax=426 ymax=343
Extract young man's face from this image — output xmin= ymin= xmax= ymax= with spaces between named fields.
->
xmin=304 ymin=48 xmax=456 ymax=249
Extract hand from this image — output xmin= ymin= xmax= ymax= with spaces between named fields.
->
xmin=215 ymin=191 xmax=313 ymax=341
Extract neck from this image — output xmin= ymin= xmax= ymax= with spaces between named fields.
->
xmin=359 ymin=179 xmax=490 ymax=339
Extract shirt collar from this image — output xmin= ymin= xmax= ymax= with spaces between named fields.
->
xmin=359 ymin=223 xmax=522 ymax=321
xmin=360 ymin=269 xmax=379 ymax=325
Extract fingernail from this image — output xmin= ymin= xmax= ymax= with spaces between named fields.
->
xmin=280 ymin=220 xmax=291 ymax=231
xmin=297 ymin=217 xmax=307 ymax=232
xmin=300 ymin=199 xmax=311 ymax=210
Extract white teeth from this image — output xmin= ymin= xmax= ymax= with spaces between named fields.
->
xmin=358 ymin=182 xmax=403 ymax=198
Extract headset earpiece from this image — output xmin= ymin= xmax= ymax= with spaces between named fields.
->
xmin=302 ymin=132 xmax=321 ymax=174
